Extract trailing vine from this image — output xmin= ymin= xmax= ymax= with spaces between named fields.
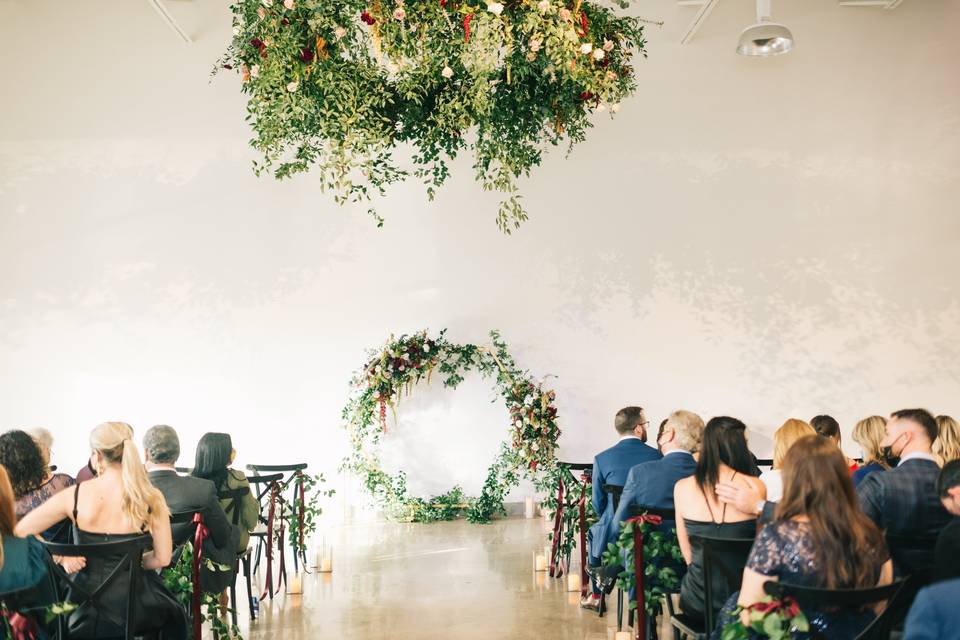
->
xmin=161 ymin=542 xmax=241 ymax=640
xmin=218 ymin=0 xmax=650 ymax=231
xmin=340 ymin=329 xmax=559 ymax=523
xmin=601 ymin=516 xmax=684 ymax=618
xmin=535 ymin=462 xmax=597 ymax=566
xmin=285 ymin=472 xmax=336 ymax=556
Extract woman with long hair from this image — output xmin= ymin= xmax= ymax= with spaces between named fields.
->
xmin=191 ymin=432 xmax=259 ymax=553
xmin=811 ymin=414 xmax=858 ymax=473
xmin=717 ymin=435 xmax=893 ymax=639
xmin=759 ymin=419 xmax=815 ymax=501
xmin=852 ymin=416 xmax=889 ymax=487
xmin=934 ymin=415 xmax=960 ymax=466
xmin=675 ymin=416 xmax=766 ymax=621
xmin=16 ymin=422 xmax=186 ymax=638
xmin=0 ymin=464 xmax=50 ymax=596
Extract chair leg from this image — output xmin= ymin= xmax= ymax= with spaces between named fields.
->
xmin=243 ymin=553 xmax=255 ymax=621
xmin=617 ymin=588 xmax=624 ymax=631
xmin=229 ymin=582 xmax=238 ymax=628
xmin=598 ymin=593 xmax=606 ymax=618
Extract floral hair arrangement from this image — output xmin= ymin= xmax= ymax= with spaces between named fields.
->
xmin=219 ymin=0 xmax=649 ymax=231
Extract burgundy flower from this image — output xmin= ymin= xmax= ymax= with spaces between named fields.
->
xmin=786 ymin=601 xmax=801 ymax=618
xmin=222 ymin=63 xmax=233 ymax=70
xmin=281 ymin=17 xmax=289 ymax=25
xmin=301 ymin=47 xmax=315 ymax=62
xmin=260 ymin=48 xmax=269 ymax=58
xmin=361 ymin=10 xmax=376 ymax=25
xmin=250 ymin=38 xmax=265 ymax=49
xmin=579 ymin=91 xmax=594 ymax=101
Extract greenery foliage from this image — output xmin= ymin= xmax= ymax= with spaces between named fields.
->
xmin=285 ymin=472 xmax=336 ymax=555
xmin=341 ymin=329 xmax=560 ymax=522
xmin=161 ymin=542 xmax=241 ymax=640
xmin=219 ymin=0 xmax=649 ymax=231
xmin=721 ymin=596 xmax=810 ymax=640
xmin=535 ymin=463 xmax=596 ymax=565
xmin=601 ymin=516 xmax=683 ymax=618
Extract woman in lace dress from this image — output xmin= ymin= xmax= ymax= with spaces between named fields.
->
xmin=713 ymin=435 xmax=893 ymax=639
xmin=0 ymin=429 xmax=75 ymax=542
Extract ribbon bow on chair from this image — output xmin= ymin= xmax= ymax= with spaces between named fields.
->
xmin=190 ymin=512 xmax=210 ymax=640
xmin=296 ymin=471 xmax=307 ymax=572
xmin=577 ymin=470 xmax=591 ymax=597
xmin=624 ymin=514 xmax=663 ymax=640
xmin=2 ymin=610 xmax=38 ymax=640
xmin=549 ymin=476 xmax=565 ymax=577
xmin=260 ymin=481 xmax=279 ymax=600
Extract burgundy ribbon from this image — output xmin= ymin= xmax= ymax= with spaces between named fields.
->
xmin=297 ymin=472 xmax=307 ymax=570
xmin=190 ymin=512 xmax=210 ymax=640
xmin=577 ymin=470 xmax=590 ymax=597
xmin=626 ymin=514 xmax=663 ymax=640
xmin=276 ymin=495 xmax=288 ymax=593
xmin=2 ymin=610 xmax=38 ymax=640
xmin=260 ymin=481 xmax=279 ymax=600
xmin=549 ymin=476 xmax=565 ymax=577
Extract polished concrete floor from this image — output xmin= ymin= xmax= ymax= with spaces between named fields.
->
xmin=234 ymin=516 xmax=642 ymax=639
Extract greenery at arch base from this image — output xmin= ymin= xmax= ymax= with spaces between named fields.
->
xmin=341 ymin=329 xmax=573 ymax=523
xmin=219 ymin=0 xmax=649 ymax=231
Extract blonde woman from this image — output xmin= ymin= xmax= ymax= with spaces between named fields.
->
xmin=16 ymin=422 xmax=186 ymax=639
xmin=759 ymin=419 xmax=816 ymax=501
xmin=934 ymin=415 xmax=960 ymax=465
xmin=852 ymin=416 xmax=889 ymax=487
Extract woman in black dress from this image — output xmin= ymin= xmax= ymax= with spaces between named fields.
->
xmin=17 ymin=421 xmax=186 ymax=639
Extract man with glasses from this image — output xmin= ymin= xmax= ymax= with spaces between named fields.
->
xmin=583 ymin=406 xmax=661 ymax=610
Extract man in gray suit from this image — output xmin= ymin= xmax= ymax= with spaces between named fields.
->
xmin=144 ymin=425 xmax=240 ymax=593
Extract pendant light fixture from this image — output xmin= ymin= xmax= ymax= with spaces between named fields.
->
xmin=737 ymin=0 xmax=794 ymax=56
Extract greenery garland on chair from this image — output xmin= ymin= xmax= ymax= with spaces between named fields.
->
xmin=601 ymin=516 xmax=684 ymax=618
xmin=535 ymin=463 xmax=597 ymax=568
xmin=161 ymin=543 xmax=241 ymax=640
xmin=218 ymin=0 xmax=650 ymax=232
xmin=340 ymin=329 xmax=560 ymax=523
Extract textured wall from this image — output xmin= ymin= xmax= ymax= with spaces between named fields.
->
xmin=1 ymin=0 xmax=958 ymax=501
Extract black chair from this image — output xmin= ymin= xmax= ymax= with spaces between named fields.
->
xmin=763 ymin=577 xmax=907 ymax=640
xmin=42 ymin=535 xmax=155 ymax=640
xmin=217 ymin=484 xmax=257 ymax=623
xmin=884 ymin=533 xmax=939 ymax=629
xmin=557 ymin=462 xmax=594 ymax=595
xmin=246 ymin=463 xmax=309 ymax=573
xmin=667 ymin=535 xmax=755 ymax=640
xmin=246 ymin=472 xmax=285 ymax=576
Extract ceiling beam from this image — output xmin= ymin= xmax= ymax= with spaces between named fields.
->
xmin=146 ymin=0 xmax=191 ymax=43
xmin=680 ymin=0 xmax=722 ymax=44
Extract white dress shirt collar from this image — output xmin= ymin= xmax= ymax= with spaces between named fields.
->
xmin=663 ymin=449 xmax=692 ymax=457
xmin=899 ymin=451 xmax=938 ymax=466
xmin=618 ymin=435 xmax=644 ymax=442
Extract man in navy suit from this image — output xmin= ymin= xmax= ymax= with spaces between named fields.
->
xmin=903 ymin=578 xmax=960 ymax=640
xmin=583 ymin=406 xmax=661 ymax=610
xmin=857 ymin=408 xmax=951 ymax=576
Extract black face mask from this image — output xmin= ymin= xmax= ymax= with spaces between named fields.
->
xmin=881 ymin=433 xmax=905 ymax=467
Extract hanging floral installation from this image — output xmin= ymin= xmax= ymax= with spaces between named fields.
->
xmin=340 ymin=329 xmax=561 ymax=523
xmin=219 ymin=0 xmax=650 ymax=232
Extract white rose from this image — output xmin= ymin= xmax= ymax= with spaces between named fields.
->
xmin=487 ymin=2 xmax=504 ymax=15
xmin=423 ymin=344 xmax=430 ymax=352
xmin=250 ymin=64 xmax=260 ymax=77
xmin=537 ymin=0 xmax=550 ymax=10
xmin=580 ymin=43 xmax=593 ymax=54
xmin=334 ymin=26 xmax=347 ymax=38
xmin=603 ymin=39 xmax=614 ymax=52
xmin=529 ymin=38 xmax=542 ymax=52
xmin=531 ymin=443 xmax=539 ymax=452
xmin=441 ymin=65 xmax=454 ymax=78
xmin=232 ymin=26 xmax=241 ymax=35
xmin=393 ymin=7 xmax=406 ymax=20
xmin=559 ymin=8 xmax=571 ymax=20
xmin=286 ymin=81 xmax=299 ymax=92
xmin=373 ymin=391 xmax=381 ymax=399
xmin=592 ymin=48 xmax=605 ymax=61
xmin=283 ymin=0 xmax=294 ymax=8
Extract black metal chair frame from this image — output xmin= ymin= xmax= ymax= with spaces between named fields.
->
xmin=246 ymin=463 xmax=309 ymax=574
xmin=666 ymin=535 xmax=756 ymax=640
xmin=246 ymin=472 xmax=285 ymax=577
xmin=763 ymin=577 xmax=907 ymax=640
xmin=42 ymin=534 xmax=154 ymax=640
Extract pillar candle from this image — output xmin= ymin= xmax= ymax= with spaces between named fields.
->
xmin=287 ymin=574 xmax=303 ymax=594
xmin=320 ymin=551 xmax=333 ymax=573
xmin=524 ymin=496 xmax=535 ymax=519
xmin=614 ymin=632 xmax=632 ymax=640
xmin=534 ymin=553 xmax=547 ymax=571
xmin=567 ymin=574 xmax=581 ymax=592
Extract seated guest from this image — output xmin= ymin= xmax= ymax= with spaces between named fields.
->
xmin=717 ymin=435 xmax=893 ymax=640
xmin=612 ymin=410 xmax=702 ymax=523
xmin=143 ymin=425 xmax=240 ymax=594
xmin=584 ymin=406 xmax=661 ymax=610
xmin=675 ymin=416 xmax=764 ymax=622
xmin=811 ymin=414 xmax=858 ymax=473
xmin=857 ymin=408 xmax=951 ymax=576
xmin=759 ymin=419 xmax=815 ymax=501
xmin=75 ymin=454 xmax=97 ymax=484
xmin=934 ymin=415 xmax=960 ymax=465
xmin=16 ymin=421 xmax=186 ymax=639
xmin=933 ymin=460 xmax=960 ymax=582
xmin=0 ymin=464 xmax=51 ymax=599
xmin=851 ymin=415 xmax=889 ymax=487
xmin=191 ymin=432 xmax=259 ymax=554
xmin=903 ymin=578 xmax=960 ymax=640
xmin=0 ymin=430 xmax=75 ymax=542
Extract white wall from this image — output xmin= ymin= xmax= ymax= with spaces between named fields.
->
xmin=1 ymin=0 xmax=958 ymax=502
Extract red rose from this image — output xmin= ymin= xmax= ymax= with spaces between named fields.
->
xmin=250 ymin=38 xmax=265 ymax=50
xmin=301 ymin=47 xmax=315 ymax=62
xmin=361 ymin=10 xmax=376 ymax=25
xmin=579 ymin=91 xmax=594 ymax=101
xmin=786 ymin=601 xmax=801 ymax=618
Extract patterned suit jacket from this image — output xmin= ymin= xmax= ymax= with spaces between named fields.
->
xmin=857 ymin=458 xmax=950 ymax=575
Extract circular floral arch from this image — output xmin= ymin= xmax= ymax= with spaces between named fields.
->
xmin=341 ymin=329 xmax=560 ymax=523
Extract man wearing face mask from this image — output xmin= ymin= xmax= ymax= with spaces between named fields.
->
xmin=857 ymin=408 xmax=950 ymax=576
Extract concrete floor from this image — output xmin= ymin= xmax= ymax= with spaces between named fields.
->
xmin=235 ymin=516 xmax=638 ymax=640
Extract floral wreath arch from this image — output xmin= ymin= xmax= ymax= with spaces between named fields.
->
xmin=341 ymin=329 xmax=561 ymax=523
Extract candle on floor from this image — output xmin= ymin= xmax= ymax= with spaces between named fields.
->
xmin=320 ymin=555 xmax=333 ymax=573
xmin=544 ymin=544 xmax=553 ymax=565
xmin=567 ymin=573 xmax=581 ymax=592
xmin=524 ymin=496 xmax=535 ymax=519
xmin=614 ymin=632 xmax=632 ymax=640
xmin=287 ymin=574 xmax=303 ymax=594
xmin=534 ymin=553 xmax=547 ymax=571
